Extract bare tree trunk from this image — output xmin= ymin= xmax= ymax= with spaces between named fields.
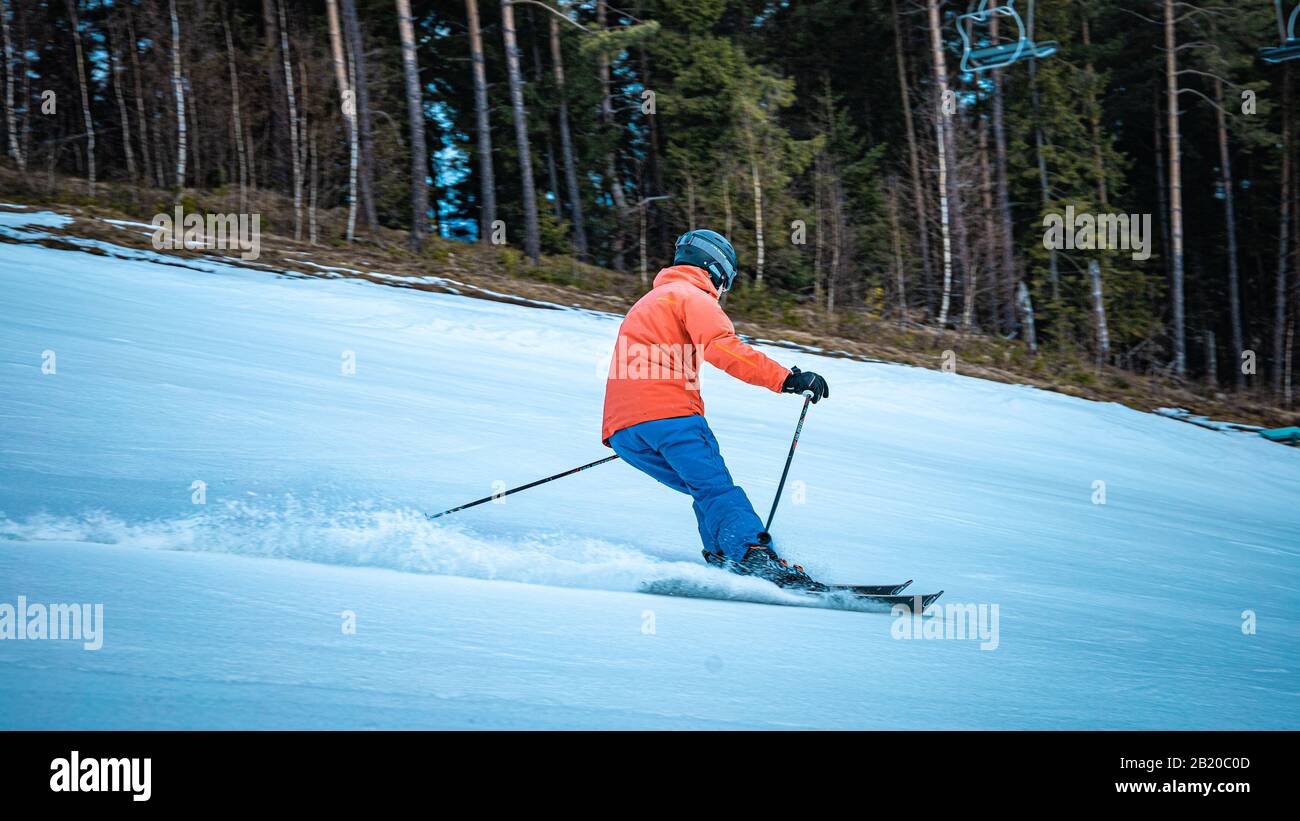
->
xmin=888 ymin=175 xmax=906 ymax=317
xmin=1153 ymin=95 xmax=1170 ymax=292
xmin=308 ymin=130 xmax=319 ymax=244
xmin=1164 ymin=0 xmax=1187 ymax=376
xmin=1024 ymin=0 xmax=1055 ymax=303
xmin=245 ymin=117 xmax=257 ymax=189
xmin=544 ymin=135 xmax=561 ymax=218
xmin=107 ymin=18 xmax=135 ymax=181
xmin=344 ymin=32 xmax=364 ymax=234
xmin=466 ymin=0 xmax=497 ymax=243
xmin=1203 ymin=330 xmax=1217 ymax=388
xmin=186 ymin=73 xmax=201 ymax=185
xmin=1285 ymin=319 xmax=1294 ymax=407
xmin=500 ymin=0 xmax=540 ymax=262
xmin=926 ymin=0 xmax=955 ymax=326
xmin=1082 ymin=10 xmax=1111 ymax=362
xmin=340 ymin=0 xmax=378 ymax=229
xmin=326 ymin=0 xmax=358 ymax=241
xmin=223 ymin=8 xmax=249 ymax=212
xmin=275 ymin=0 xmax=303 ymax=237
xmin=1088 ymin=259 xmax=1111 ymax=364
xmin=1275 ymin=66 xmax=1292 ymax=397
xmin=526 ymin=8 xmax=560 ymax=222
xmin=828 ymin=176 xmax=842 ymax=313
xmin=396 ymin=0 xmax=429 ymax=249
xmin=152 ymin=109 xmax=167 ymax=189
xmin=2 ymin=0 xmax=24 ymax=171
xmin=891 ymin=0 xmax=932 ymax=304
xmin=990 ymin=17 xmax=1016 ymax=332
xmin=951 ymin=115 xmax=974 ymax=328
xmin=639 ymin=39 xmax=664 ymax=251
xmin=1028 ymin=71 xmax=1056 ymax=303
xmin=166 ymin=0 xmax=185 ymax=194
xmin=746 ymin=123 xmax=766 ymax=286
xmin=66 ymin=0 xmax=95 ymax=194
xmin=298 ymin=56 xmax=311 ymax=221
xmin=548 ymin=10 xmax=587 ymax=257
xmin=260 ymin=0 xmax=284 ymax=194
xmin=597 ymin=0 xmax=627 ymax=271
xmin=977 ymin=117 xmax=995 ymax=328
xmin=17 ymin=0 xmax=29 ymax=170
xmin=1017 ymin=280 xmax=1038 ymax=352
xmin=127 ymin=9 xmax=151 ymax=186
xmin=814 ymin=154 xmax=824 ymax=305
xmin=1209 ymin=77 xmax=1245 ymax=388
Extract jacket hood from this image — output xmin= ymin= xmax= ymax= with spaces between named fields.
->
xmin=653 ymin=265 xmax=719 ymax=298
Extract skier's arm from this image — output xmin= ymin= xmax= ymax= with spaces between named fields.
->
xmin=681 ymin=290 xmax=790 ymax=392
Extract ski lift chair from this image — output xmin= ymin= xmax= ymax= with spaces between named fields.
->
xmin=958 ymin=0 xmax=1058 ymax=73
xmin=1260 ymin=2 xmax=1300 ymax=63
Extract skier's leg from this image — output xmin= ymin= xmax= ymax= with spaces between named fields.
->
xmin=645 ymin=417 xmax=767 ymax=562
xmin=691 ymin=500 xmax=718 ymax=555
xmin=608 ymin=426 xmax=691 ymax=494
xmin=609 ymin=418 xmax=744 ymax=557
xmin=610 ymin=424 xmax=721 ymax=553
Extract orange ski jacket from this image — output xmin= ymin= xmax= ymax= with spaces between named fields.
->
xmin=601 ymin=265 xmax=790 ymax=444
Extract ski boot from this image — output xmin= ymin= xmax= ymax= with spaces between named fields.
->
xmin=702 ymin=542 xmax=827 ymax=592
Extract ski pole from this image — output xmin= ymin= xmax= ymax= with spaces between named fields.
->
xmin=426 ymin=454 xmax=620 ymax=520
xmin=763 ymin=391 xmax=814 ymax=533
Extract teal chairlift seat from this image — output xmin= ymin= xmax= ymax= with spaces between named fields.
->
xmin=958 ymin=0 xmax=1058 ymax=73
xmin=1260 ymin=3 xmax=1300 ymax=64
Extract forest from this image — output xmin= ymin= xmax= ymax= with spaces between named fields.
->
xmin=1 ymin=0 xmax=1297 ymax=409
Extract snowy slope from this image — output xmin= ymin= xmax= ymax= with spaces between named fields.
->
xmin=1 ymin=210 xmax=1297 ymax=729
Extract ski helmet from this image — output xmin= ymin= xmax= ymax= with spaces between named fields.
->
xmin=674 ymin=229 xmax=739 ymax=292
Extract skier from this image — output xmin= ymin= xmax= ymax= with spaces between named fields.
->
xmin=602 ymin=229 xmax=830 ymax=588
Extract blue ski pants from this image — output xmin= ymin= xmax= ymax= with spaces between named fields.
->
xmin=609 ymin=415 xmax=766 ymax=561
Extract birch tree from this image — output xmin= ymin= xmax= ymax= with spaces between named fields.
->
xmin=223 ymin=6 xmax=249 ymax=212
xmin=501 ymin=0 xmax=540 ymax=262
xmin=891 ymin=0 xmax=931 ymax=306
xmin=396 ymin=0 xmax=429 ymax=249
xmin=326 ymin=0 xmax=358 ymax=241
xmin=127 ymin=7 xmax=152 ymax=188
xmin=990 ymin=15 xmax=1017 ymax=332
xmin=107 ymin=14 xmax=135 ymax=180
xmin=466 ymin=0 xmax=496 ymax=243
xmin=925 ymin=0 xmax=955 ymax=325
xmin=548 ymin=5 xmax=587 ymax=257
xmin=1 ymin=0 xmax=22 ymax=172
xmin=277 ymin=0 xmax=303 ymax=238
xmin=1274 ymin=66 xmax=1291 ymax=397
xmin=340 ymin=0 xmax=378 ymax=228
xmin=1163 ymin=0 xmax=1187 ymax=376
xmin=596 ymin=1 xmax=628 ymax=270
xmin=167 ymin=0 xmax=186 ymax=193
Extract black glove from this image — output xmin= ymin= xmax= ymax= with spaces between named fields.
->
xmin=781 ymin=366 xmax=829 ymax=403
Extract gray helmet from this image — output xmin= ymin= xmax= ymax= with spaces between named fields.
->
xmin=674 ymin=229 xmax=739 ymax=292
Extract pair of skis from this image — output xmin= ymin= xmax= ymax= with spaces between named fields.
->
xmin=825 ymin=581 xmax=944 ymax=612
xmin=696 ymin=550 xmax=944 ymax=613
xmin=640 ymin=571 xmax=943 ymax=614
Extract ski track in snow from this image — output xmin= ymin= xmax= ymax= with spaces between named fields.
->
xmin=1 ymin=209 xmax=1299 ymax=729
